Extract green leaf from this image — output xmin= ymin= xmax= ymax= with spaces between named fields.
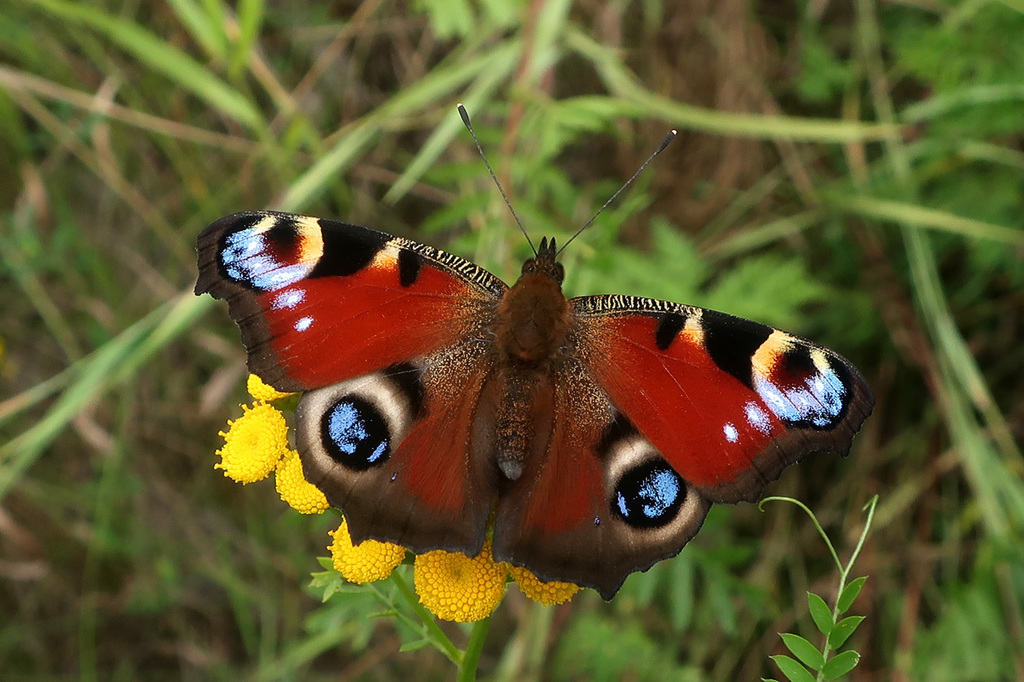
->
xmin=797 ymin=32 xmax=853 ymax=103
xmin=807 ymin=592 xmax=835 ymax=635
xmin=770 ymin=655 xmax=816 ymax=682
xmin=821 ymin=650 xmax=861 ymax=680
xmin=837 ymin=577 xmax=867 ymax=614
xmin=414 ymin=0 xmax=475 ymax=38
xmin=827 ymin=616 xmax=865 ymax=650
xmin=780 ymin=633 xmax=825 ymax=671
xmin=400 ymin=638 xmax=432 ymax=652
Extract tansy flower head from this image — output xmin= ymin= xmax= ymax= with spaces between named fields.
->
xmin=215 ymin=402 xmax=289 ymax=483
xmin=414 ymin=540 xmax=507 ymax=622
xmin=247 ymin=373 xmax=296 ymax=402
xmin=329 ymin=518 xmax=406 ymax=583
xmin=508 ymin=564 xmax=581 ymax=606
xmin=275 ymin=448 xmax=329 ymax=514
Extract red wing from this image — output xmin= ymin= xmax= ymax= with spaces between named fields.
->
xmin=493 ymin=366 xmax=711 ymax=600
xmin=196 ymin=211 xmax=507 ymax=391
xmin=570 ymin=295 xmax=874 ymax=503
xmin=296 ymin=356 xmax=496 ymax=556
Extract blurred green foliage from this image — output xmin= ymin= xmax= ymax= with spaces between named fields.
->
xmin=1 ymin=0 xmax=1022 ymax=679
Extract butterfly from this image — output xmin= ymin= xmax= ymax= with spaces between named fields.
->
xmin=196 ymin=207 xmax=873 ymax=599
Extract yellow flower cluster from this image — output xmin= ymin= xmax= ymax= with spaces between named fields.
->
xmin=328 ymin=519 xmax=406 ymax=583
xmin=246 ymin=373 xmax=296 ymax=402
xmin=508 ymin=564 xmax=581 ymax=605
xmin=215 ymin=402 xmax=289 ymax=483
xmin=214 ymin=394 xmax=328 ymax=515
xmin=327 ymin=525 xmax=580 ymax=621
xmin=414 ymin=540 xmax=508 ymax=622
xmin=275 ymin=449 xmax=329 ymax=514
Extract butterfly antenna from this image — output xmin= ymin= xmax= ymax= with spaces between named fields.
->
xmin=458 ymin=104 xmax=537 ymax=256
xmin=557 ymin=129 xmax=677 ymax=256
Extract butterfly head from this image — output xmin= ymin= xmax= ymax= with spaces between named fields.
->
xmin=496 ymin=236 xmax=570 ymax=365
xmin=520 ymin=236 xmax=564 ymax=286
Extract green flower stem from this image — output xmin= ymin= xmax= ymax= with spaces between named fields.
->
xmin=388 ymin=570 xmax=462 ymax=665
xmin=457 ymin=617 xmax=492 ymax=682
xmin=762 ymin=495 xmax=878 ymax=681
xmin=817 ymin=496 xmax=877 ymax=674
xmin=760 ymin=496 xmax=841 ymax=568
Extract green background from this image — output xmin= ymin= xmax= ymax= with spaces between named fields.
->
xmin=2 ymin=0 xmax=1023 ymax=679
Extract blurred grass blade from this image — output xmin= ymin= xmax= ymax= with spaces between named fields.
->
xmin=528 ymin=0 xmax=572 ymax=82
xmin=167 ymin=0 xmax=229 ymax=61
xmin=906 ymin=228 xmax=1024 ymax=536
xmin=232 ymin=0 xmax=266 ymax=77
xmin=565 ymin=26 xmax=899 ymax=143
xmin=31 ymin=0 xmax=263 ymax=130
xmin=383 ymin=45 xmax=519 ymax=202
xmin=901 ymin=84 xmax=1024 ymax=123
xmin=834 ymin=195 xmax=1024 ymax=246
xmin=0 ymin=293 xmax=214 ymax=501
xmin=281 ymin=40 xmax=521 ymax=211
xmin=704 ymin=210 xmax=824 ymax=260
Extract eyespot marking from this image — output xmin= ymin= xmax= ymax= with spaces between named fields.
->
xmin=754 ymin=347 xmax=849 ymax=429
xmin=321 ymin=396 xmax=391 ymax=471
xmin=613 ymin=461 xmax=686 ymax=529
xmin=220 ymin=215 xmax=319 ymax=291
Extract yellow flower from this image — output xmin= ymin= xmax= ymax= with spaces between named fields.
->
xmin=247 ymin=373 xmax=296 ymax=402
xmin=275 ymin=448 xmax=329 ymax=514
xmin=414 ymin=541 xmax=507 ymax=622
xmin=508 ymin=565 xmax=581 ymax=606
xmin=215 ymin=402 xmax=289 ymax=483
xmin=329 ymin=518 xmax=406 ymax=583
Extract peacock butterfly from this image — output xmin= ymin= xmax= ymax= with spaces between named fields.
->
xmin=195 ymin=131 xmax=873 ymax=600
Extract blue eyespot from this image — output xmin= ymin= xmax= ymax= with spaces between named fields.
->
xmin=613 ymin=462 xmax=685 ymax=529
xmin=321 ymin=397 xmax=391 ymax=470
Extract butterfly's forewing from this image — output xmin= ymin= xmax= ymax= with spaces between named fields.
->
xmin=197 ymin=211 xmax=507 ymax=550
xmin=196 ymin=211 xmax=507 ymax=391
xmin=571 ymin=295 xmax=874 ymax=503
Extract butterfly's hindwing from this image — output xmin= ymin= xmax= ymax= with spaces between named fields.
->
xmin=297 ymin=349 xmax=496 ymax=555
xmin=492 ymin=363 xmax=712 ymax=599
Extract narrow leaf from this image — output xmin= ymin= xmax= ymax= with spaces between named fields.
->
xmin=400 ymin=639 xmax=431 ymax=652
xmin=770 ymin=655 xmax=817 ymax=682
xmin=837 ymin=577 xmax=867 ymax=614
xmin=821 ymin=650 xmax=861 ymax=680
xmin=807 ymin=592 xmax=835 ymax=635
xmin=827 ymin=616 xmax=865 ymax=650
xmin=780 ymin=633 xmax=825 ymax=671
